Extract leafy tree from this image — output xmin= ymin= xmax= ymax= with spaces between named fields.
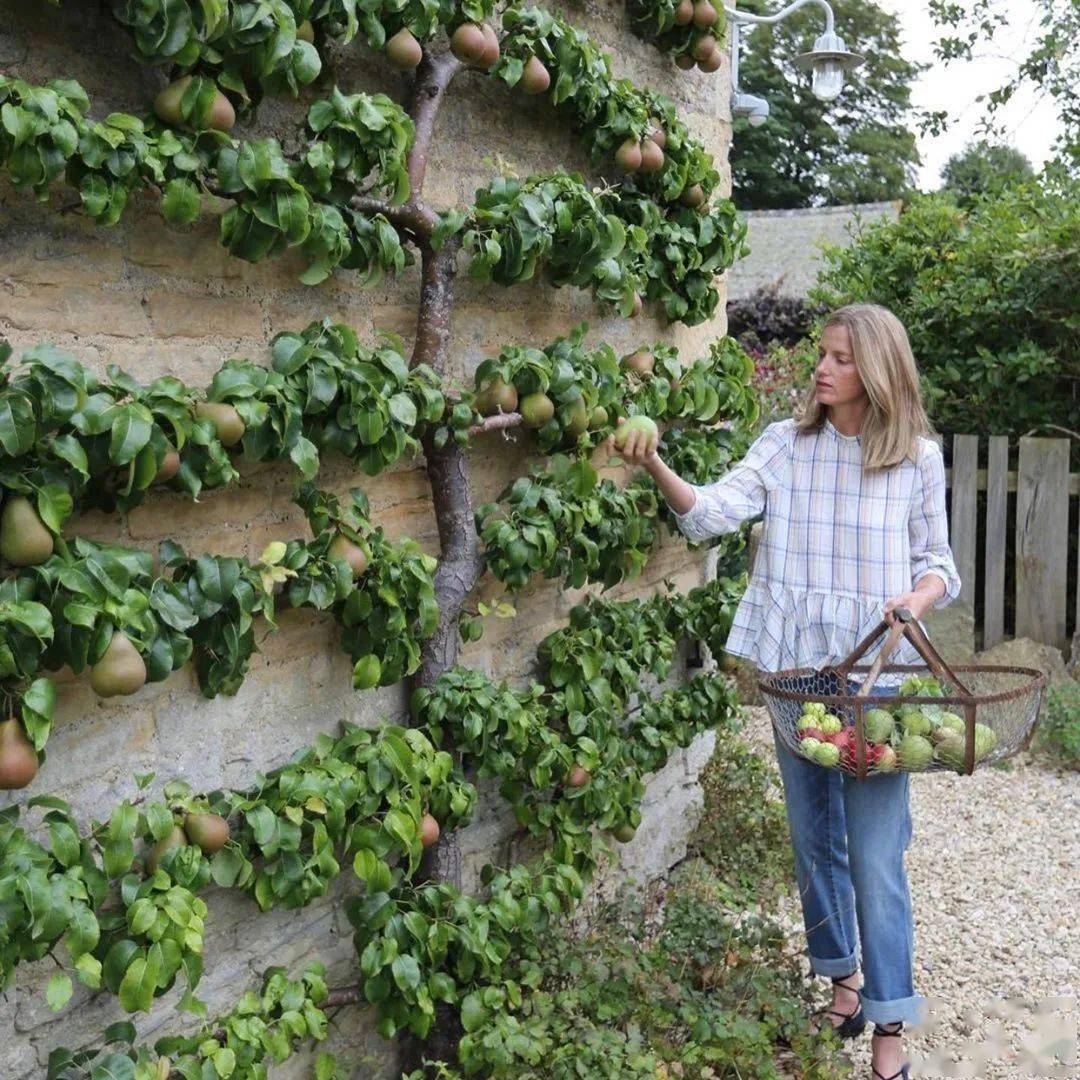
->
xmin=940 ymin=139 xmax=1034 ymax=203
xmin=731 ymin=0 xmax=923 ymax=209
xmin=930 ymin=0 xmax=1079 ymax=170
xmin=812 ymin=178 xmax=1079 ymax=439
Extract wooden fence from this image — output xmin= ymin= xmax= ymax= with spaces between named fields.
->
xmin=944 ymin=435 xmax=1078 ymax=653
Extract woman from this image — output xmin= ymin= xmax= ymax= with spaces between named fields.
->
xmin=610 ymin=304 xmax=961 ymax=1080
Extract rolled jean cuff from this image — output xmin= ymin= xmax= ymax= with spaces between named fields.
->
xmin=862 ymin=992 xmax=925 ymax=1027
xmin=808 ymin=950 xmax=859 ymax=979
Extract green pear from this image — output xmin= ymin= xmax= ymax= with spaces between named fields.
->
xmin=195 ymin=402 xmax=245 ymax=447
xmin=145 ymin=825 xmax=188 ymax=874
xmin=0 ymin=496 xmax=54 ymax=566
xmin=90 ymin=632 xmax=147 ymax=697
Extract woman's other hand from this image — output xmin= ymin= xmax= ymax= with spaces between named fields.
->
xmin=884 ymin=579 xmax=944 ymax=625
xmin=606 ymin=417 xmax=660 ymax=466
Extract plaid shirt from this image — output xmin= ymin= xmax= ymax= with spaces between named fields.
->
xmin=673 ymin=418 xmax=962 ymax=675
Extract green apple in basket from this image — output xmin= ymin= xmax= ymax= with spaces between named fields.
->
xmin=896 ymin=733 xmax=934 ymax=771
xmin=896 ymin=704 xmax=932 ymax=736
xmin=802 ymin=701 xmax=827 ymax=720
xmin=930 ymin=711 xmax=965 ymax=744
xmin=799 ymin=736 xmax=822 ymax=759
xmin=935 ymin=723 xmax=998 ymax=770
xmin=863 ymin=708 xmax=895 ymax=744
xmin=818 ymin=713 xmax=843 ymax=735
xmin=813 ymin=742 xmax=841 ymax=768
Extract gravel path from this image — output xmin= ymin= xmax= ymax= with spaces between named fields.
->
xmin=741 ymin=706 xmax=1079 ymax=1079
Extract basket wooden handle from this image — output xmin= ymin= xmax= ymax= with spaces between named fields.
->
xmin=832 ymin=606 xmax=913 ymax=683
xmin=833 ymin=604 xmax=973 ymax=697
xmin=855 ymin=613 xmax=910 ymax=698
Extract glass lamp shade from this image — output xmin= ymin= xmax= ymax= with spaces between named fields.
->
xmin=811 ymin=58 xmax=845 ymax=101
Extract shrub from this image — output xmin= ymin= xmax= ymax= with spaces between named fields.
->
xmin=1035 ymin=681 xmax=1080 ymax=768
xmin=726 ymin=283 xmax=826 ymax=356
xmin=812 ymin=178 xmax=1079 ymax=440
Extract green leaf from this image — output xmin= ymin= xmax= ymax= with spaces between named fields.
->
xmin=46 ymin=972 xmax=73 ymax=1012
xmin=161 ymin=177 xmax=201 ymax=226
xmin=109 ymin=407 xmax=153 ymax=466
xmin=391 ymin=953 xmax=421 ymax=993
xmin=118 ymin=948 xmax=161 ymax=1013
xmin=460 ymin=991 xmax=486 ymax=1032
xmin=35 ymin=482 xmax=72 ymax=533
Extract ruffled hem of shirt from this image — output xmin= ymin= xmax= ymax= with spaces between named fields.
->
xmin=722 ymin=579 xmax=924 ymax=680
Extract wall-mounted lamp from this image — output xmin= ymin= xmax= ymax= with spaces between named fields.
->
xmin=724 ymin=0 xmax=865 ymax=123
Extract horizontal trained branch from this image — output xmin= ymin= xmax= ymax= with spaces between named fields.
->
xmin=4 ymin=576 xmax=746 ymax=1048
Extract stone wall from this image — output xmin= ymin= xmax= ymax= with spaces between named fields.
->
xmin=727 ymin=200 xmax=902 ymax=300
xmin=0 ymin=2 xmax=735 ymax=1075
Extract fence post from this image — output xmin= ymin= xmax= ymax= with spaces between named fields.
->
xmin=1015 ymin=438 xmax=1070 ymax=650
xmin=983 ymin=436 xmax=1009 ymax=650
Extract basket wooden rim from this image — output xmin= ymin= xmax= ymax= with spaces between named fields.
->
xmin=757 ymin=662 xmax=1047 ymax=708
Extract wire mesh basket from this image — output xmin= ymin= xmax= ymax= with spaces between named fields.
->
xmin=759 ymin=608 xmax=1047 ymax=779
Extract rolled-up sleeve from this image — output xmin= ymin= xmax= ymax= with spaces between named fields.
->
xmin=909 ymin=440 xmax=961 ymax=608
xmin=671 ymin=422 xmax=790 ymax=543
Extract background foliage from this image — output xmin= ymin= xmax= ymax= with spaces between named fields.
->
xmin=730 ymin=0 xmax=923 ymax=208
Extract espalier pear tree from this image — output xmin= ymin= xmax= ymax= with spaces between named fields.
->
xmin=0 ymin=0 xmax=759 ymax=1073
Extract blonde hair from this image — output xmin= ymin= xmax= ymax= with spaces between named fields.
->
xmin=795 ymin=303 xmax=936 ymax=470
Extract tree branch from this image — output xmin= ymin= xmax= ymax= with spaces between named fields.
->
xmin=407 ymin=47 xmax=462 ymax=195
xmin=349 ymin=194 xmax=438 ymax=239
xmin=468 ymin=412 xmax=523 ymax=436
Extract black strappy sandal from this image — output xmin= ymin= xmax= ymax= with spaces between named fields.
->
xmin=871 ymin=1022 xmax=911 ymax=1080
xmin=817 ymin=971 xmax=866 ymax=1039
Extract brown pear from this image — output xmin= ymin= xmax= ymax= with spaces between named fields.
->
xmin=153 ymin=76 xmax=192 ymax=126
xmin=386 ymin=28 xmax=422 ymax=69
xmin=328 ymin=534 xmax=369 ymax=579
xmin=145 ymin=825 xmax=188 ymax=874
xmin=648 ymin=123 xmax=667 ymax=149
xmin=614 ymin=138 xmax=642 ymax=174
xmin=184 ymin=812 xmax=230 ymax=855
xmin=639 ymin=138 xmax=665 ymax=173
xmin=623 ymin=350 xmax=654 ymax=376
xmin=680 ymin=183 xmax=705 ymax=208
xmin=420 ymin=812 xmax=440 ymax=848
xmin=521 ymin=55 xmax=550 ymax=95
xmin=674 ymin=0 xmax=694 ymax=25
xmin=154 ymin=449 xmax=181 ymax=484
xmin=612 ymin=823 xmax=637 ymax=843
xmin=195 ymin=402 xmax=245 ymax=447
xmin=0 ymin=718 xmax=38 ymax=790
xmin=475 ymin=376 xmax=519 ymax=416
xmin=589 ymin=405 xmax=609 ymax=429
xmin=206 ymin=90 xmax=236 ymax=132
xmin=478 ymin=23 xmax=500 ymax=68
xmin=450 ymin=22 xmax=487 ymax=65
xmin=698 ymin=49 xmax=723 ymax=73
xmin=566 ymin=765 xmax=590 ymax=788
xmin=630 ymin=292 xmax=644 ymax=317
xmin=0 ymin=496 xmax=53 ymax=567
xmin=693 ymin=1 xmax=718 ymax=28
xmin=296 ymin=19 xmax=315 ymax=43
xmin=90 ymin=631 xmax=147 ymax=697
xmin=693 ymin=35 xmax=716 ymax=63
xmin=675 ymin=52 xmax=696 ymax=70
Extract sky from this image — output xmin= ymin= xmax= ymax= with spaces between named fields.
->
xmin=874 ymin=0 xmax=1065 ymax=189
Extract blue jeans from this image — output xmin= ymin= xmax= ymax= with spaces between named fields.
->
xmin=771 ymin=681 xmax=924 ymax=1025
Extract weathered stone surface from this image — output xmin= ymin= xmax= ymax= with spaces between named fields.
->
xmin=976 ymin=637 xmax=1069 ymax=686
